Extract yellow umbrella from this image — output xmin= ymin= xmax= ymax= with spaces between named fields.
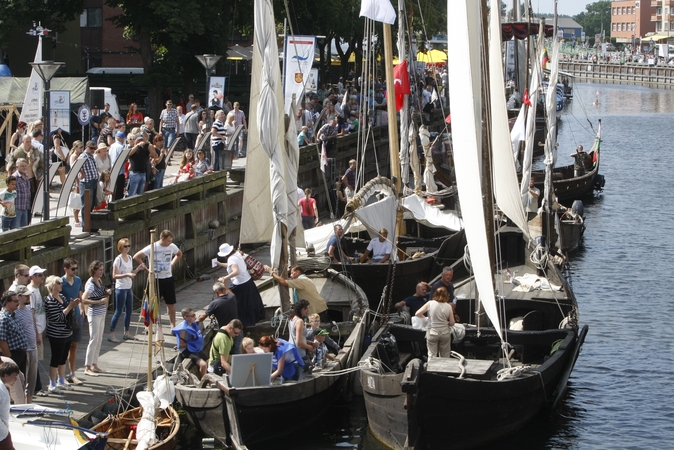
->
xmin=416 ymin=49 xmax=447 ymax=63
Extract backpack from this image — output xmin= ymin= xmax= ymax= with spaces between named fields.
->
xmin=239 ymin=251 xmax=264 ymax=280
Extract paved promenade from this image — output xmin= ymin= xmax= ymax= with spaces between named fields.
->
xmin=31 ymin=245 xmax=273 ymax=421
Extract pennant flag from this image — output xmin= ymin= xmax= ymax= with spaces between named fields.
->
xmin=360 ymin=0 xmax=397 ymax=24
xmin=522 ymin=89 xmax=532 ymax=107
xmin=320 ymin=141 xmax=328 ymax=173
xmin=393 ymin=61 xmax=410 ymax=111
xmin=541 ymin=48 xmax=549 ymax=70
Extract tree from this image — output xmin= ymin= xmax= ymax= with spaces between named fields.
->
xmin=104 ymin=0 xmax=239 ymax=120
xmin=574 ymin=1 xmax=611 ymax=45
xmin=0 ymin=0 xmax=84 ymax=55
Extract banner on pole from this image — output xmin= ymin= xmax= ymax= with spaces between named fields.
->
xmin=20 ymin=38 xmax=44 ymax=124
xmin=208 ymin=77 xmax=227 ymax=109
xmin=49 ymin=90 xmax=71 ymax=133
xmin=283 ymin=36 xmax=316 ymax=112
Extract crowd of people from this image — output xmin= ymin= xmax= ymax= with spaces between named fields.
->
xmin=1 ymin=93 xmax=248 ymax=233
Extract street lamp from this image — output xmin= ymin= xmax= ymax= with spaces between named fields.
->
xmin=30 ymin=60 xmax=64 ymax=221
xmin=195 ymin=54 xmax=222 ymax=106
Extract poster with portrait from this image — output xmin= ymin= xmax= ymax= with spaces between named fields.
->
xmin=49 ymin=90 xmax=71 ymax=134
xmin=208 ymin=77 xmax=227 ymax=110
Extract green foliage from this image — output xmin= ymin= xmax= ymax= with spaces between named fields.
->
xmin=573 ymin=0 xmax=611 ymax=43
xmin=0 ymin=0 xmax=85 ymax=49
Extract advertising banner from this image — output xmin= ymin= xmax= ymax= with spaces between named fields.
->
xmin=208 ymin=76 xmax=227 ymax=109
xmin=49 ymin=90 xmax=70 ymax=133
xmin=283 ymin=35 xmax=316 ymax=111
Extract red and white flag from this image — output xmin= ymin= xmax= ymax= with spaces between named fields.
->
xmin=393 ymin=61 xmax=410 ymax=111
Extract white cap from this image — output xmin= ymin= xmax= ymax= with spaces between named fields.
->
xmin=29 ymin=265 xmax=46 ymax=276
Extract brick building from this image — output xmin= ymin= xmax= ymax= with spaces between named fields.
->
xmin=610 ymin=1 xmax=657 ymax=44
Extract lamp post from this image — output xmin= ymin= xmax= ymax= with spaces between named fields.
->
xmin=195 ymin=54 xmax=222 ymax=106
xmin=30 ymin=60 xmax=64 ymax=221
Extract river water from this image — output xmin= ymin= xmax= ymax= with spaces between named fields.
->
xmin=186 ymin=83 xmax=674 ymax=449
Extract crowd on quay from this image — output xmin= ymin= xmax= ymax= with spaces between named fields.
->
xmin=1 ymin=93 xmax=248 ymax=233
xmin=172 ymin=242 xmax=342 ymax=384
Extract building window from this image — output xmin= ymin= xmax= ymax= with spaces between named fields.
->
xmin=632 ymin=6 xmax=635 ymax=15
xmin=80 ymin=8 xmax=102 ymax=28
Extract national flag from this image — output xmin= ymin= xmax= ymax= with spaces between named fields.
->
xmin=541 ymin=48 xmax=549 ymax=70
xmin=522 ymin=89 xmax=532 ymax=107
xmin=140 ymin=297 xmax=158 ymax=327
xmin=359 ymin=0 xmax=397 ymax=24
xmin=320 ymin=141 xmax=328 ymax=173
xmin=393 ymin=61 xmax=410 ymax=111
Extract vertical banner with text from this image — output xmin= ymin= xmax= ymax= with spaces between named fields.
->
xmin=208 ymin=77 xmax=227 ymax=109
xmin=49 ymin=90 xmax=70 ymax=134
xmin=283 ymin=35 xmax=316 ymax=112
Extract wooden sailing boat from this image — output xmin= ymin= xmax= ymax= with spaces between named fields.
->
xmin=360 ymin=2 xmax=588 ymax=448
xmin=174 ymin=2 xmax=370 ymax=448
xmin=92 ymin=229 xmax=180 ymax=450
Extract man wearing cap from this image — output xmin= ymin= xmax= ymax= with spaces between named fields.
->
xmin=264 ymin=264 xmax=328 ymax=321
xmin=78 ymin=141 xmax=99 ymax=229
xmin=0 ymin=291 xmax=28 ymax=387
xmin=134 ymin=230 xmax=183 ymax=332
xmin=109 ymin=132 xmax=128 ymax=201
xmin=13 ymin=285 xmax=39 ymax=402
xmin=159 ymin=100 xmax=179 ymax=148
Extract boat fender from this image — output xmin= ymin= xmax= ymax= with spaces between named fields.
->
xmin=593 ymin=174 xmax=605 ymax=191
xmin=571 ymin=200 xmax=584 ymax=217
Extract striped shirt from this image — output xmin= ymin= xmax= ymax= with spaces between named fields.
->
xmin=11 ymin=171 xmax=31 ymax=210
xmin=84 ymin=278 xmax=108 ymax=317
xmin=0 ymin=309 xmax=28 ymax=350
xmin=14 ymin=307 xmax=37 ymax=350
xmin=211 ymin=120 xmax=225 ymax=146
xmin=160 ymin=108 xmax=179 ymax=130
xmin=79 ymin=151 xmax=99 ymax=182
xmin=44 ymin=294 xmax=73 ymax=339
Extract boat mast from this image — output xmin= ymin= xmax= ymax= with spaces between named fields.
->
xmin=383 ymin=23 xmax=405 ymax=237
xmin=147 ymin=229 xmax=156 ymax=390
xmin=481 ymin=0 xmax=496 ymax=273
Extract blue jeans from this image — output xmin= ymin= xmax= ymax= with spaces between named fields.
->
xmin=110 ymin=288 xmax=133 ymax=332
xmin=127 ymin=171 xmax=146 ymax=196
xmin=212 ymin=142 xmax=224 ymax=171
xmin=2 ymin=215 xmax=17 ymax=231
xmin=79 ymin=179 xmax=98 ymax=229
xmin=162 ymin=129 xmax=176 ymax=149
xmin=14 ymin=209 xmax=29 ymax=227
xmin=152 ymin=169 xmax=165 ymax=190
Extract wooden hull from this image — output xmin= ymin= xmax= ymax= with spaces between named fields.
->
xmin=532 ymin=147 xmax=601 ymax=203
xmin=175 ymin=312 xmax=368 ymax=449
xmin=558 ymin=217 xmax=585 ymax=252
xmin=412 ymin=329 xmax=578 ymax=450
xmin=91 ymin=405 xmax=179 ymax=450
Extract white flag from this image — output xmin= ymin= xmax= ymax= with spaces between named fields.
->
xmin=359 ymin=0 xmax=396 ymax=25
xmin=20 ymin=38 xmax=44 ymax=124
xmin=320 ymin=141 xmax=328 ymax=173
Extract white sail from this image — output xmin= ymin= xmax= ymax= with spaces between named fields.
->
xmin=448 ymin=0 xmax=502 ymax=339
xmin=519 ymin=42 xmax=542 ymax=204
xmin=252 ymin=0 xmax=291 ymax=268
xmin=20 ymin=38 xmax=43 ymax=124
xmin=543 ymin=13 xmax=560 ymax=212
xmin=489 ymin=0 xmax=530 ymax=239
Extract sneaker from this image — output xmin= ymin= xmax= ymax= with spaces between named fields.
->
xmin=84 ymin=369 xmax=99 ymax=377
xmin=48 ymin=385 xmax=63 ymax=395
xmin=108 ymin=337 xmax=121 ymax=343
xmin=123 ymin=335 xmax=134 ymax=340
xmin=36 ymin=390 xmax=49 ymax=397
xmin=57 ymin=383 xmax=73 ymax=391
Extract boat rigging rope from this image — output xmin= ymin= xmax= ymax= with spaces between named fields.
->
xmin=450 ymin=351 xmax=466 ymax=378
xmin=497 ymin=364 xmax=531 ymax=381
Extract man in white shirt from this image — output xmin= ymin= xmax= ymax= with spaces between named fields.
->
xmin=358 ymin=228 xmax=392 ymax=264
xmin=134 ymin=230 xmax=183 ymax=331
